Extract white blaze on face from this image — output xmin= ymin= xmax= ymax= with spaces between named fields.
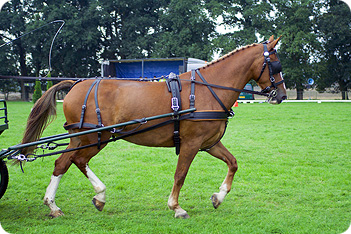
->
xmin=280 ymin=72 xmax=286 ymax=90
xmin=0 ymin=0 xmax=10 ymax=11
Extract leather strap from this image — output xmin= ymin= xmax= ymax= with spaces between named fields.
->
xmin=166 ymin=73 xmax=182 ymax=155
xmin=77 ymin=78 xmax=104 ymax=149
xmin=64 ymin=122 xmax=101 ymax=130
xmin=189 ymin=70 xmax=196 ymax=118
xmin=79 ymin=79 xmax=98 ymax=128
xmin=195 ymin=70 xmax=234 ymax=118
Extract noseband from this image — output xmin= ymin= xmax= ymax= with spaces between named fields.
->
xmin=256 ymin=43 xmax=285 ymax=98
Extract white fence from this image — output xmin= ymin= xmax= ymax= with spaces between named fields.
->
xmin=253 ymin=88 xmax=350 ymax=100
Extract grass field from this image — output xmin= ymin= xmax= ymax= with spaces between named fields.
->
xmin=0 ymin=101 xmax=350 ymax=234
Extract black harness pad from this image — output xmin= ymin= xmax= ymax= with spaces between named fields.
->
xmin=166 ymin=73 xmax=182 ymax=155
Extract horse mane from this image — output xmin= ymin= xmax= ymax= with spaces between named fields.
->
xmin=205 ymin=43 xmax=259 ymax=68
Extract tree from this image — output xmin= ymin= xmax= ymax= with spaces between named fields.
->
xmin=30 ymin=0 xmax=103 ymax=77
xmin=214 ymin=0 xmax=274 ymax=52
xmin=0 ymin=38 xmax=19 ymax=100
xmin=46 ymin=79 xmax=53 ymax=90
xmin=32 ymin=79 xmax=42 ymax=103
xmin=0 ymin=0 xmax=32 ymax=100
xmin=96 ymin=0 xmax=168 ymax=60
xmin=273 ymin=0 xmax=323 ymax=99
xmin=214 ymin=0 xmax=323 ymax=99
xmin=315 ymin=0 xmax=351 ymax=99
xmin=151 ymin=0 xmax=217 ymax=60
xmin=2 ymin=0 xmax=349 ymax=102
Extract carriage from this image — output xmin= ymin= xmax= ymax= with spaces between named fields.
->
xmin=0 ymin=36 xmax=286 ymax=218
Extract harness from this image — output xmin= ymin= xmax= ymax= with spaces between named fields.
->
xmin=166 ymin=73 xmax=182 ymax=155
xmin=63 ymin=43 xmax=284 ymax=155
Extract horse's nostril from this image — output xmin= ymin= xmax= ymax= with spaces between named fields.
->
xmin=282 ymin=95 xmax=287 ymax=100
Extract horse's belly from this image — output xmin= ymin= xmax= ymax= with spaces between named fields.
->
xmin=112 ymin=116 xmax=174 ymax=147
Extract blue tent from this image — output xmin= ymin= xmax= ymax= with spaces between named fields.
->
xmin=101 ymin=58 xmax=207 ymax=78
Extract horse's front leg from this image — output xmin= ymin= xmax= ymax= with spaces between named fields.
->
xmin=206 ymin=141 xmax=238 ymax=209
xmin=167 ymin=143 xmax=199 ymax=219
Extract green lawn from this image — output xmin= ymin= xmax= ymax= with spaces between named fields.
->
xmin=0 ymin=101 xmax=350 ymax=233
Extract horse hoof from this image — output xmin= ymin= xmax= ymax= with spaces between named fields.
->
xmin=175 ymin=213 xmax=190 ymax=219
xmin=48 ymin=209 xmax=64 ymax=218
xmin=174 ymin=210 xmax=190 ymax=219
xmin=92 ymin=198 xmax=105 ymax=211
xmin=210 ymin=194 xmax=221 ymax=209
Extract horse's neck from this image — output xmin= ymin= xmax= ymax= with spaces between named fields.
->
xmin=198 ymin=48 xmax=258 ymax=108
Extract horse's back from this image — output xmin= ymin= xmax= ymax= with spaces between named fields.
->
xmin=63 ymin=79 xmax=176 ymax=146
xmin=64 ymin=79 xmax=169 ymax=120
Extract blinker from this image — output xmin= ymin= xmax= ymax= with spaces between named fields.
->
xmin=271 ymin=61 xmax=282 ymax=75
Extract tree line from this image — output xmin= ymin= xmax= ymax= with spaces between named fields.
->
xmin=0 ymin=0 xmax=350 ymax=100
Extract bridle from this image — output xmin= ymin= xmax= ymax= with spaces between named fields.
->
xmin=256 ymin=43 xmax=285 ymax=99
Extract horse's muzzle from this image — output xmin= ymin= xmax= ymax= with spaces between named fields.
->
xmin=268 ymin=88 xmax=287 ymax=104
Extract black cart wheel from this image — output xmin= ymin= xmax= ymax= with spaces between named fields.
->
xmin=0 ymin=159 xmax=9 ymax=199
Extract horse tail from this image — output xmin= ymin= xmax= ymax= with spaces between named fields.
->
xmin=20 ymin=80 xmax=75 ymax=155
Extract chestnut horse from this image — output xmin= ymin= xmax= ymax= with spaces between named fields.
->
xmin=21 ymin=36 xmax=286 ymax=218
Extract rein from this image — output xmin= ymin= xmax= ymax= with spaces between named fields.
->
xmin=179 ymin=78 xmax=271 ymax=97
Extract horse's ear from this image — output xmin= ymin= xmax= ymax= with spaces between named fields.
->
xmin=268 ymin=35 xmax=274 ymax=42
xmin=268 ymin=35 xmax=282 ymax=50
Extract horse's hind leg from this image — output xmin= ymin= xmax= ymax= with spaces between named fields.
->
xmin=69 ymin=133 xmax=110 ymax=212
xmin=44 ymin=133 xmax=108 ymax=217
xmin=44 ymin=149 xmax=75 ymax=218
xmin=71 ymin=158 xmax=107 ymax=212
xmin=206 ymin=141 xmax=238 ymax=209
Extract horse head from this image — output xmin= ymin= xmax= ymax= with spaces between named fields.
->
xmin=253 ymin=35 xmax=287 ymax=104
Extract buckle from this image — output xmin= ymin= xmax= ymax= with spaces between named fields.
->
xmin=171 ymin=97 xmax=179 ymax=111
xmin=228 ymin=110 xmax=235 ymax=119
xmin=269 ymin=90 xmax=277 ymax=98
